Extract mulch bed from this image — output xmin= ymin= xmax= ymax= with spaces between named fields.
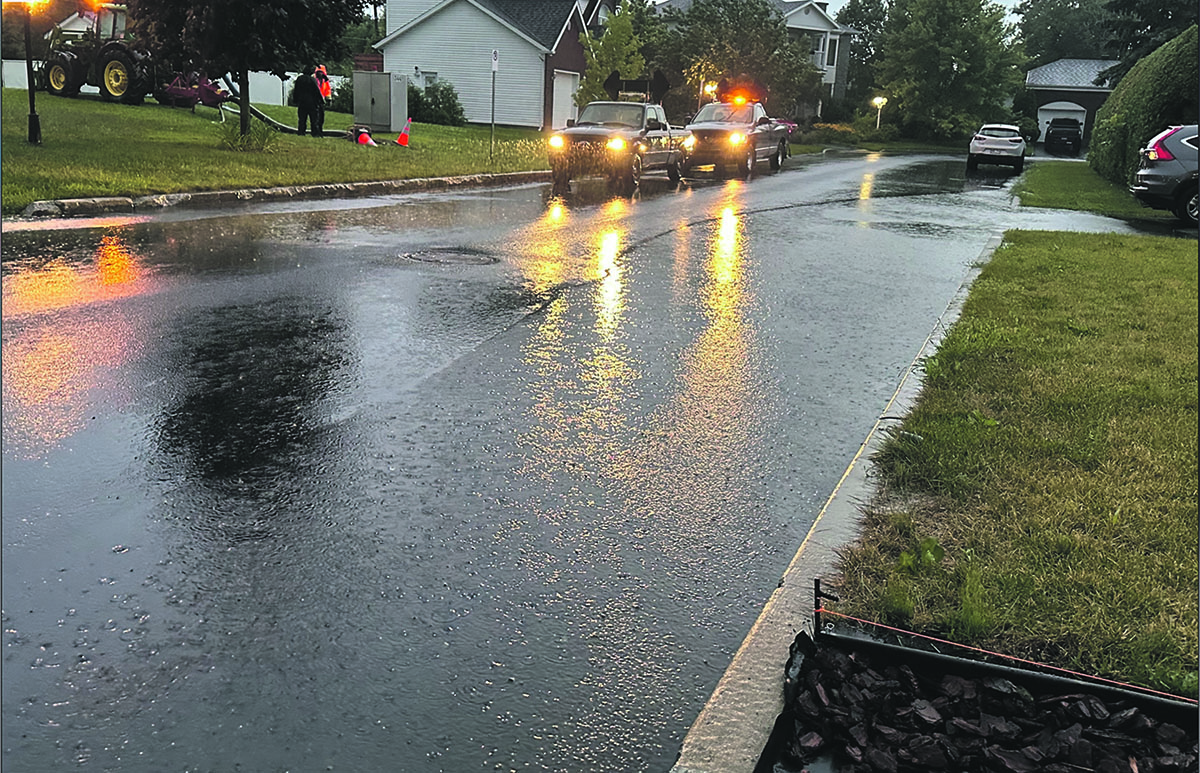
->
xmin=760 ymin=630 xmax=1198 ymax=773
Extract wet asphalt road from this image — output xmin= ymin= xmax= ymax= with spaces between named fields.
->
xmin=1 ymin=154 xmax=1155 ymax=772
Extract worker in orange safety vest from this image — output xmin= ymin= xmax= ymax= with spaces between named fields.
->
xmin=314 ymin=65 xmax=332 ymax=135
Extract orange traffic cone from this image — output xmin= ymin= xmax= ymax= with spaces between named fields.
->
xmin=396 ymin=118 xmax=411 ymax=147
xmin=357 ymin=129 xmax=377 ymax=146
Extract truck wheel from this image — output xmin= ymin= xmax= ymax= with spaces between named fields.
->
xmin=611 ymin=154 xmax=641 ymax=195
xmin=667 ymin=159 xmax=681 ymax=183
xmin=737 ymin=147 xmax=755 ymax=177
xmin=45 ymin=55 xmax=80 ymax=97
xmin=100 ymin=49 xmax=137 ymax=102
xmin=551 ymin=167 xmax=570 ymax=194
xmin=769 ymin=141 xmax=785 ymax=170
xmin=966 ymin=154 xmax=978 ymax=171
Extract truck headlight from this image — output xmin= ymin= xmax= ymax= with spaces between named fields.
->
xmin=728 ymin=133 xmax=746 ymax=146
xmin=681 ymin=135 xmax=696 ymax=151
xmin=606 ymin=137 xmax=627 ymax=152
xmin=548 ymin=134 xmax=565 ymax=150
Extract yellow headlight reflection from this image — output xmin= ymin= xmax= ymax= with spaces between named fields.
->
xmin=682 ymin=135 xmax=696 ymax=150
xmin=728 ymin=133 xmax=746 ymax=146
xmin=548 ymin=134 xmax=565 ymax=150
xmin=606 ymin=137 xmax=627 ymax=152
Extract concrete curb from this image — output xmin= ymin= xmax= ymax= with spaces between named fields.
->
xmin=669 ymin=233 xmax=1001 ymax=773
xmin=11 ymin=171 xmax=552 ymax=221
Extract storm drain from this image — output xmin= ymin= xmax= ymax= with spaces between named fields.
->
xmin=397 ymin=246 xmax=498 ymax=265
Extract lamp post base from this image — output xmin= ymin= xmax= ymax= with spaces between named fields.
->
xmin=28 ymin=112 xmax=42 ymax=145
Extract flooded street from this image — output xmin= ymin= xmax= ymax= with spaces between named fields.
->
xmin=2 ymin=155 xmax=1151 ymax=771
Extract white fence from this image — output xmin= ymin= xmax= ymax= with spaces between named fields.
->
xmin=1 ymin=60 xmax=343 ymax=106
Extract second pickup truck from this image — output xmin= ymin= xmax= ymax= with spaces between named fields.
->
xmin=548 ymin=101 xmax=686 ymax=194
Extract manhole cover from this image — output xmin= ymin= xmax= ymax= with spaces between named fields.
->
xmin=398 ymin=246 xmax=498 ymax=265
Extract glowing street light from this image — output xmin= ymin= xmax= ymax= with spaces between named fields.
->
xmin=872 ymin=96 xmax=888 ymax=131
xmin=697 ymin=80 xmax=716 ymax=112
xmin=3 ymin=0 xmax=48 ymax=143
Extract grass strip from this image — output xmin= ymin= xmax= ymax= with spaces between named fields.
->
xmin=1 ymin=89 xmax=548 ymax=215
xmin=836 ymin=230 xmax=1198 ymax=696
xmin=1013 ymin=159 xmax=1174 ymax=221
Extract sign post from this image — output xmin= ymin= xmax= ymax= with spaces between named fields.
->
xmin=490 ymin=49 xmax=498 ymax=161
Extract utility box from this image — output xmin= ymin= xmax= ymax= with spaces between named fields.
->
xmin=353 ymin=71 xmax=408 ymax=132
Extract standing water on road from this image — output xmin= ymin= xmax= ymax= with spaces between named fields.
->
xmin=3 ymin=157 xmax=1149 ymax=771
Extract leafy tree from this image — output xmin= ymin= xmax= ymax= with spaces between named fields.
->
xmin=661 ymin=0 xmax=822 ymax=119
xmin=127 ymin=0 xmax=365 ymax=136
xmin=1014 ymin=0 xmax=1112 ymax=68
xmin=876 ymin=0 xmax=1023 ymax=140
xmin=575 ymin=6 xmax=645 ymax=106
xmin=1098 ymin=0 xmax=1195 ymax=85
xmin=2 ymin=0 xmax=99 ymax=60
xmin=836 ymin=0 xmax=889 ymax=112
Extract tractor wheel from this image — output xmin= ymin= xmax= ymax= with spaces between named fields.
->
xmin=100 ymin=49 xmax=138 ymax=103
xmin=45 ymin=55 xmax=80 ymax=97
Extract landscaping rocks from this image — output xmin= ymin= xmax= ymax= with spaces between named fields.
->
xmin=766 ymin=631 xmax=1198 ymax=773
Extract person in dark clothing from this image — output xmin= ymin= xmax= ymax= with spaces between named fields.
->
xmin=294 ymin=69 xmax=322 ymax=136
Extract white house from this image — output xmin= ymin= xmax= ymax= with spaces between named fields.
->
xmin=375 ymin=0 xmax=617 ymax=130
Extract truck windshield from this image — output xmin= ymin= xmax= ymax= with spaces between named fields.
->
xmin=693 ymin=103 xmax=753 ymax=124
xmin=575 ymin=103 xmax=645 ymax=128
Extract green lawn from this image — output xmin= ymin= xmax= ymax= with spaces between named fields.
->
xmin=1014 ymin=159 xmax=1175 ymax=221
xmin=835 ymin=229 xmax=1198 ymax=696
xmin=0 ymin=88 xmax=548 ymax=215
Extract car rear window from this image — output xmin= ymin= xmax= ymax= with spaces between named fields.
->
xmin=980 ymin=127 xmax=1020 ymax=138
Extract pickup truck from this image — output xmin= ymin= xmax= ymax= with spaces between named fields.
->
xmin=680 ymin=96 xmax=790 ymax=177
xmin=1043 ymin=117 xmax=1083 ymax=156
xmin=547 ymin=101 xmax=687 ymax=194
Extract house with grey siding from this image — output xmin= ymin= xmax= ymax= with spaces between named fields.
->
xmin=375 ymin=0 xmax=616 ymax=130
xmin=655 ymin=0 xmax=855 ymax=116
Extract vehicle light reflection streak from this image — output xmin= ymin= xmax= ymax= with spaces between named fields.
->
xmin=2 ymin=229 xmax=150 ymax=457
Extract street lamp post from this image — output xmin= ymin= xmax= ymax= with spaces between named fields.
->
xmin=872 ymin=96 xmax=887 ymax=131
xmin=5 ymin=0 xmax=43 ymax=143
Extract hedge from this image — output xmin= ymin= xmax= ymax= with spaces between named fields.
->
xmin=1089 ymin=25 xmax=1199 ymax=186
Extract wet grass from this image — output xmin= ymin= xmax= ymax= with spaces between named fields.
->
xmin=0 ymin=88 xmax=548 ymax=215
xmin=836 ymin=230 xmax=1198 ymax=696
xmin=1012 ymin=159 xmax=1175 ymax=221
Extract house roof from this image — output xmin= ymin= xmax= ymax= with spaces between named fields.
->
xmin=1026 ymin=59 xmax=1119 ymax=91
xmin=657 ymin=0 xmax=853 ymax=33
xmin=375 ymin=0 xmax=582 ymax=53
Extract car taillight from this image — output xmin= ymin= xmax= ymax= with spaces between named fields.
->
xmin=1148 ymin=140 xmax=1175 ymax=161
xmin=1147 ymin=127 xmax=1181 ymax=161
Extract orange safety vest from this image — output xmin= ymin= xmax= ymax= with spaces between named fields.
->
xmin=316 ymin=67 xmax=332 ymax=99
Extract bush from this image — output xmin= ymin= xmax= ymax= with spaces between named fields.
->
xmin=214 ymin=118 xmax=280 ymax=152
xmin=409 ymin=80 xmax=466 ymax=126
xmin=1089 ymin=25 xmax=1198 ymax=185
xmin=328 ymin=79 xmax=353 ymax=114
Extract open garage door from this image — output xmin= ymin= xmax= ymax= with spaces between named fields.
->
xmin=1036 ymin=101 xmax=1087 ymax=143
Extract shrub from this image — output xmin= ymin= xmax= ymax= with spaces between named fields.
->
xmin=1089 ymin=25 xmax=1198 ymax=185
xmin=413 ymin=80 xmax=467 ymax=126
xmin=328 ymin=79 xmax=353 ymax=114
xmin=214 ymin=118 xmax=280 ymax=152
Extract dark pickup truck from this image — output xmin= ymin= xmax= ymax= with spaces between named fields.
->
xmin=1044 ymin=117 xmax=1083 ymax=156
xmin=680 ymin=97 xmax=790 ymax=177
xmin=547 ymin=101 xmax=686 ymax=194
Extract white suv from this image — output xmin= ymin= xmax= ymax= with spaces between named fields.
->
xmin=967 ymin=124 xmax=1027 ymax=173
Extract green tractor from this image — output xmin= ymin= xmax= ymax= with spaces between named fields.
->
xmin=43 ymin=2 xmax=153 ymax=104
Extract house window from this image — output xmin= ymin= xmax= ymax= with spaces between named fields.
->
xmin=826 ymin=37 xmax=838 ymax=68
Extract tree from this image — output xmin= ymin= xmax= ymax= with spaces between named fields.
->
xmin=836 ymin=0 xmax=889 ymax=112
xmin=876 ymin=0 xmax=1023 ymax=140
xmin=127 ymin=0 xmax=365 ymax=136
xmin=575 ymin=6 xmax=645 ymax=106
xmin=663 ymin=0 xmax=822 ymax=119
xmin=1014 ymin=0 xmax=1111 ymax=68
xmin=1098 ymin=0 xmax=1195 ymax=85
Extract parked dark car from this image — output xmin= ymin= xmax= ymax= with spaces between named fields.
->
xmin=547 ymin=101 xmax=686 ymax=194
xmin=1130 ymin=124 xmax=1198 ymax=226
xmin=1043 ymin=117 xmax=1083 ymax=156
xmin=680 ymin=97 xmax=790 ymax=178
